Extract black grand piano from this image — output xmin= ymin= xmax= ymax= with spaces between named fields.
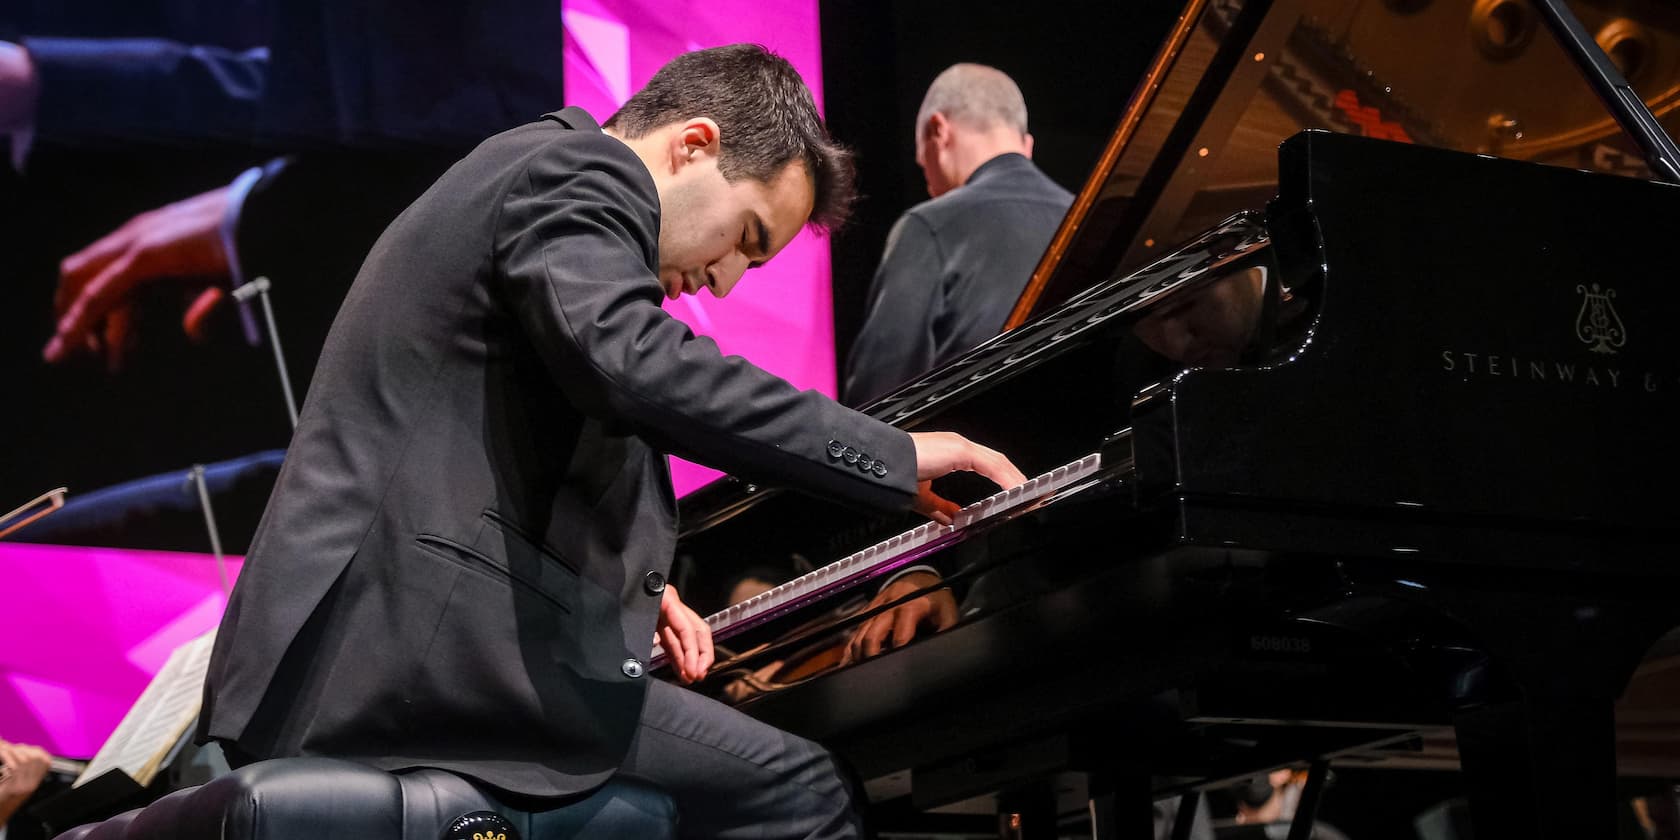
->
xmin=662 ymin=1 xmax=1680 ymax=836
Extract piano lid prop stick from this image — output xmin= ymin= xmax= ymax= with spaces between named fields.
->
xmin=1532 ymin=0 xmax=1680 ymax=184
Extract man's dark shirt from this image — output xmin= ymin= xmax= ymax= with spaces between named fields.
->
xmin=842 ymin=152 xmax=1072 ymax=405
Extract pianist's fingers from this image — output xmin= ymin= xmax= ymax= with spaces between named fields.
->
xmin=912 ymin=482 xmax=959 ymax=525
xmin=675 ymin=618 xmax=700 ymax=683
xmin=846 ymin=615 xmax=881 ymax=662
xmin=894 ymin=592 xmax=956 ymax=647
xmin=679 ymin=602 xmax=714 ymax=681
xmin=891 ymin=604 xmax=921 ymax=649
xmin=910 ymin=432 xmax=1027 ymax=489
xmin=657 ymin=626 xmax=689 ymax=683
xmin=844 ymin=573 xmax=958 ymax=664
xmin=659 ymin=622 xmax=701 ymax=684
xmin=657 ymin=585 xmax=714 ymax=683
xmin=968 ymin=442 xmax=1027 ymax=490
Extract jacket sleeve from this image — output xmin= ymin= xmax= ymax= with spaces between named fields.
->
xmin=841 ymin=212 xmax=945 ymax=406
xmin=495 ymin=131 xmax=918 ymax=512
xmin=25 ymin=37 xmax=267 ymax=144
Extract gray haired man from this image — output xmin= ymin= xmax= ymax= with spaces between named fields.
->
xmin=842 ymin=63 xmax=1074 ymax=406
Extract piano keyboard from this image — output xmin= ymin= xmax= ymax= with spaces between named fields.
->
xmin=654 ymin=452 xmax=1103 ymax=663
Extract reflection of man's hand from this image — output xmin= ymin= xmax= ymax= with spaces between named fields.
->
xmin=0 ymin=42 xmax=39 ymax=134
xmin=843 ymin=570 xmax=957 ymax=665
xmin=43 ymin=186 xmax=233 ymax=372
xmin=720 ymin=660 xmax=784 ymax=704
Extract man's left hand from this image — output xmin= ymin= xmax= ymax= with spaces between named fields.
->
xmin=655 ymin=584 xmax=714 ymax=684
xmin=843 ymin=570 xmax=957 ymax=664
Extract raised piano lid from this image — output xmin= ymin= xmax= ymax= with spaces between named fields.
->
xmin=675 ymin=0 xmax=1680 ymax=559
xmin=1006 ymin=0 xmax=1680 ymax=328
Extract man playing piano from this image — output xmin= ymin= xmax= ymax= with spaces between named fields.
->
xmin=197 ymin=44 xmax=1024 ymax=840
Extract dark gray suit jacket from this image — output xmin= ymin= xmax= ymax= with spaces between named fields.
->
xmin=199 ymin=108 xmax=917 ymax=798
xmin=842 ymin=153 xmax=1072 ymax=405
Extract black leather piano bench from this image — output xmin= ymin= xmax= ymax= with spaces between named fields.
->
xmin=49 ymin=758 xmax=677 ymax=840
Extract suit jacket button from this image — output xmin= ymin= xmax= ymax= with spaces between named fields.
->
xmin=873 ymin=462 xmax=888 ymax=477
xmin=842 ymin=446 xmax=860 ymax=465
xmin=827 ymin=440 xmax=845 ymax=459
xmin=643 ymin=571 xmax=666 ymax=595
xmin=622 ymin=658 xmax=645 ymax=679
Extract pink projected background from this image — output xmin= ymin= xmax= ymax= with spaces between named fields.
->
xmin=564 ymin=0 xmax=835 ymax=496
xmin=0 ymin=544 xmax=241 ymax=756
xmin=2 ymin=3 xmax=829 ymax=758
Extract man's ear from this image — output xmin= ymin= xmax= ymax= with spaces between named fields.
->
xmin=1023 ymin=131 xmax=1035 ymax=159
xmin=925 ymin=112 xmax=951 ymax=147
xmin=670 ymin=117 xmax=722 ymax=172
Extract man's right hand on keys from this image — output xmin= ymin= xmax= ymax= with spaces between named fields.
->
xmin=908 ymin=431 xmax=1026 ymax=525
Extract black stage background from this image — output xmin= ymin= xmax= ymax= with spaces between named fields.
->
xmin=819 ymin=0 xmax=1184 ymax=374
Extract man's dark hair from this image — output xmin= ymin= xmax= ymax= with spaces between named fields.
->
xmin=605 ymin=44 xmax=855 ymax=231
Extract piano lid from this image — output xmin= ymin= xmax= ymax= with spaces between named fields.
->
xmin=1006 ymin=0 xmax=1680 ymax=327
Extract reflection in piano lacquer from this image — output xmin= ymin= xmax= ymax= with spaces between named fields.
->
xmin=652 ymin=452 xmax=1106 ymax=671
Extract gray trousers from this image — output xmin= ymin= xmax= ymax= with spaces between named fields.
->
xmin=502 ymin=679 xmax=864 ymax=839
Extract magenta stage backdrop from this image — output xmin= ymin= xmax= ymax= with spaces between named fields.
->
xmin=564 ymin=0 xmax=835 ymax=496
xmin=0 ymin=544 xmax=242 ymax=757
xmin=2 ymin=2 xmax=828 ymax=758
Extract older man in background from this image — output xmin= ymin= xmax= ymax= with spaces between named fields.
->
xmin=842 ymin=63 xmax=1073 ymax=406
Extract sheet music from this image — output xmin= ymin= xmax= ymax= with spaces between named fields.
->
xmin=72 ymin=629 xmax=216 ymax=788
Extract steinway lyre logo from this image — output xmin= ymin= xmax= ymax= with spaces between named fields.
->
xmin=1575 ymin=283 xmax=1627 ymax=355
xmin=472 ymin=832 xmax=506 ymax=840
